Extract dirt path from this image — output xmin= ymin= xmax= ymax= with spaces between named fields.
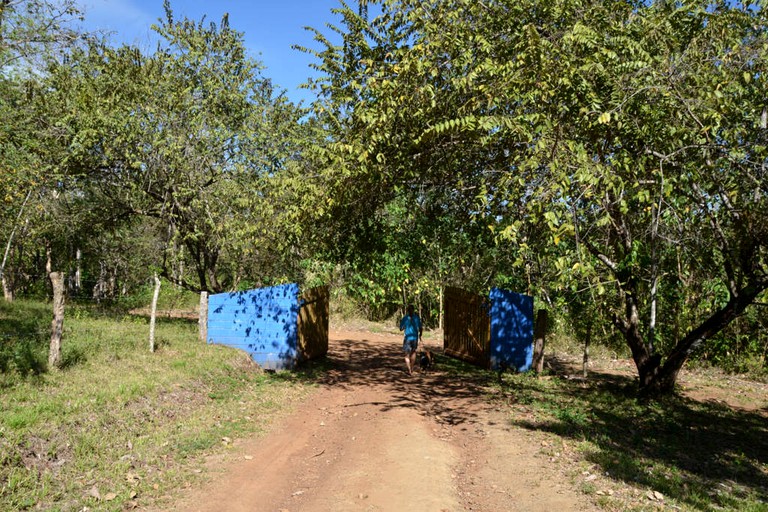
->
xmin=168 ymin=330 xmax=598 ymax=512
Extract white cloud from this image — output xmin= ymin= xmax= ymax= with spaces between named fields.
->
xmin=76 ymin=0 xmax=159 ymax=46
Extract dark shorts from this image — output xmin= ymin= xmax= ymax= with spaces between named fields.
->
xmin=403 ymin=338 xmax=418 ymax=353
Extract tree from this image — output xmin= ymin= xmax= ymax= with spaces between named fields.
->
xmin=43 ymin=2 xmax=309 ymax=294
xmin=1 ymin=0 xmax=84 ymax=300
xmin=0 ymin=0 xmax=82 ymax=68
xmin=300 ymin=1 xmax=516 ymax=319
xmin=306 ymin=0 xmax=767 ymax=394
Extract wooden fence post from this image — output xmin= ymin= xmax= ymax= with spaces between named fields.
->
xmin=532 ymin=309 xmax=548 ymax=374
xmin=199 ymin=291 xmax=208 ymax=343
xmin=48 ymin=271 xmax=65 ymax=369
xmin=149 ymin=273 xmax=161 ymax=353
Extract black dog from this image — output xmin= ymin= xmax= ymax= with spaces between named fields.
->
xmin=418 ymin=349 xmax=434 ymax=371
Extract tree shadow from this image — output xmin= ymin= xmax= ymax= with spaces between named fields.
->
xmin=0 ymin=302 xmax=50 ymax=377
xmin=504 ymin=358 xmax=768 ymax=510
xmin=296 ymin=335 xmax=497 ymax=430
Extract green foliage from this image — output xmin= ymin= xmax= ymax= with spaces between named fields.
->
xmin=695 ymin=297 xmax=768 ymax=378
xmin=305 ymin=0 xmax=768 ymax=391
xmin=0 ymin=300 xmax=50 ymax=377
xmin=18 ymin=2 xmax=313 ymax=296
xmin=1 ymin=2 xmax=79 ymax=300
xmin=0 ymin=0 xmax=82 ymax=69
xmin=3 ymin=0 xmax=767 ymax=391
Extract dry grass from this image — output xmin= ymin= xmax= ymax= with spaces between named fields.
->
xmin=0 ymin=300 xmax=312 ymax=511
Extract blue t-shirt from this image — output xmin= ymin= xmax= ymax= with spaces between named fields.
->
xmin=400 ymin=313 xmax=421 ymax=342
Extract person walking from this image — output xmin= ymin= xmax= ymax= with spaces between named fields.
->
xmin=399 ymin=304 xmax=422 ymax=375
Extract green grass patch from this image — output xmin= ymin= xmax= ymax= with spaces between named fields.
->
xmin=488 ymin=366 xmax=768 ymax=512
xmin=0 ymin=299 xmax=313 ymax=511
xmin=433 ymin=350 xmax=766 ymax=511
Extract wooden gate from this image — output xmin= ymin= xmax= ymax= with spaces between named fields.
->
xmin=297 ymin=286 xmax=330 ymax=361
xmin=443 ymin=286 xmax=491 ymax=368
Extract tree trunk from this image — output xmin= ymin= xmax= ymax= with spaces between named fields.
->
xmin=1 ymin=190 xmax=32 ymax=302
xmin=642 ymin=280 xmax=767 ymax=396
xmin=187 ymin=241 xmax=208 ymax=292
xmin=2 ymin=275 xmax=12 ymax=302
xmin=649 ymin=274 xmax=658 ymax=353
xmin=75 ymin=248 xmax=82 ymax=293
xmin=532 ymin=309 xmax=547 ymax=373
xmin=583 ymin=320 xmax=592 ymax=378
xmin=617 ymin=290 xmax=658 ymax=387
xmin=438 ymin=286 xmax=444 ymax=331
xmin=108 ymin=267 xmax=117 ymax=297
xmin=148 ymin=273 xmax=161 ymax=353
xmin=402 ymin=283 xmax=407 ymax=317
xmin=198 ymin=291 xmax=208 ymax=343
xmin=48 ymin=271 xmax=65 ymax=369
xmin=93 ymin=261 xmax=106 ymax=302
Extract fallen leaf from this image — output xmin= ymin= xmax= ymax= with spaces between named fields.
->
xmin=104 ymin=492 xmax=117 ymax=501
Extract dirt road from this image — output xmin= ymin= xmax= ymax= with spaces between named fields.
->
xmin=169 ymin=330 xmax=597 ymax=512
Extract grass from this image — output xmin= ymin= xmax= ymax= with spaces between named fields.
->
xmin=484 ymin=363 xmax=768 ymax=512
xmin=2 ymin=299 xmax=766 ymax=511
xmin=432 ymin=349 xmax=767 ymax=511
xmin=0 ymin=299 xmax=313 ymax=511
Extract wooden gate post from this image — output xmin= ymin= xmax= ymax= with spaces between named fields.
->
xmin=532 ymin=309 xmax=548 ymax=374
xmin=199 ymin=291 xmax=208 ymax=343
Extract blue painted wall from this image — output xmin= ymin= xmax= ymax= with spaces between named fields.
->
xmin=489 ymin=287 xmax=534 ymax=372
xmin=207 ymin=283 xmax=300 ymax=370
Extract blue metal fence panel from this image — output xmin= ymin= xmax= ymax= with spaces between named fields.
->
xmin=207 ymin=283 xmax=300 ymax=370
xmin=489 ymin=287 xmax=534 ymax=372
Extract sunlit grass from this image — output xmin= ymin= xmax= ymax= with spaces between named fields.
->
xmin=490 ymin=369 xmax=768 ymax=512
xmin=0 ymin=299 xmax=312 ymax=511
xmin=433 ymin=347 xmax=766 ymax=511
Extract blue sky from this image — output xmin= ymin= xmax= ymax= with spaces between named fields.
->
xmin=76 ymin=0 xmax=347 ymax=105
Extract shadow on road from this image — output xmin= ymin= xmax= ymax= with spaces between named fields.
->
xmin=292 ymin=331 xmax=768 ymax=512
xmin=298 ymin=334 xmax=493 ymax=430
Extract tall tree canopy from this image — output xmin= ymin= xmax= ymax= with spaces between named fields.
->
xmin=0 ymin=0 xmax=81 ymax=68
xmin=1 ymin=0 xmax=85 ymax=297
xmin=40 ymin=2 xmax=309 ymax=293
xmin=306 ymin=0 xmax=767 ymax=393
